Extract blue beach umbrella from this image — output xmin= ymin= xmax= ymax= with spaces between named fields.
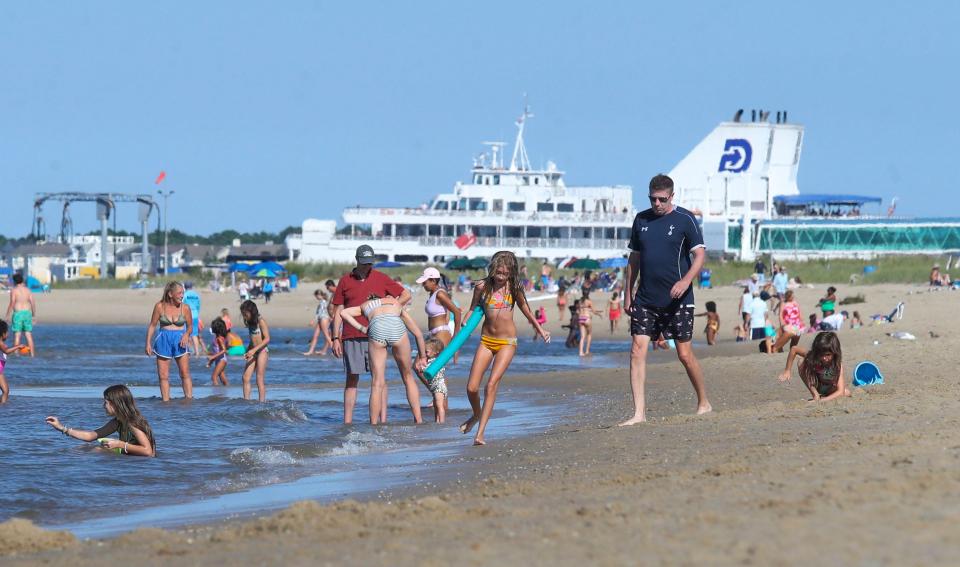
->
xmin=251 ymin=261 xmax=285 ymax=273
xmin=374 ymin=261 xmax=403 ymax=268
xmin=228 ymin=263 xmax=252 ymax=273
xmin=254 ymin=269 xmax=277 ymax=278
xmin=600 ymin=257 xmax=628 ymax=269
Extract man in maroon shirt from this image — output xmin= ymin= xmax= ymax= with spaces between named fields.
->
xmin=331 ymin=245 xmax=414 ymax=423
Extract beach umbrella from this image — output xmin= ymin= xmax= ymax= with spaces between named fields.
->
xmin=445 ymin=258 xmax=471 ymax=270
xmin=251 ymin=261 xmax=285 ymax=273
xmin=228 ymin=262 xmax=252 ymax=273
xmin=468 ymin=257 xmax=489 ymax=270
xmin=571 ymin=258 xmax=600 ymax=270
xmin=600 ymin=257 xmax=628 ymax=269
xmin=374 ymin=261 xmax=403 ymax=268
xmin=254 ymin=268 xmax=277 ymax=278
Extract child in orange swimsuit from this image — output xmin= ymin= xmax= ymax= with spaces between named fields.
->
xmin=607 ymin=292 xmax=622 ymax=334
xmin=460 ymin=251 xmax=550 ymax=445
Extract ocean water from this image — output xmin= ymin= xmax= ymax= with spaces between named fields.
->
xmin=0 ymin=325 xmax=627 ymax=537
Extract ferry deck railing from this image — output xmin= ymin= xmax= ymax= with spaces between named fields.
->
xmin=331 ymin=234 xmax=627 ymax=250
xmin=343 ymin=207 xmax=634 ymax=223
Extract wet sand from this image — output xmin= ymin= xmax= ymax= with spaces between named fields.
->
xmin=4 ymin=283 xmax=958 ymax=564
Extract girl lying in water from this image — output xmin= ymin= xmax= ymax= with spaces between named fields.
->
xmin=778 ymin=331 xmax=851 ymax=402
xmin=45 ymin=384 xmax=156 ymax=457
xmin=459 ymin=251 xmax=550 ymax=445
xmin=340 ymin=293 xmax=427 ymax=424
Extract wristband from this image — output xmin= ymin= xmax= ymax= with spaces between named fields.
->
xmin=332 ymin=336 xmax=341 ymax=341
xmin=123 ymin=442 xmax=129 ymax=454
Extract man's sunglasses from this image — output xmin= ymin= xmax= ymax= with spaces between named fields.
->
xmin=648 ymin=195 xmax=671 ymax=203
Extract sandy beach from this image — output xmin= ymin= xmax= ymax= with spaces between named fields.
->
xmin=3 ymin=282 xmax=958 ymax=565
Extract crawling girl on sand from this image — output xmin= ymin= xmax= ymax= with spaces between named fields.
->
xmin=778 ymin=331 xmax=851 ymax=402
xmin=460 ymin=251 xmax=550 ymax=445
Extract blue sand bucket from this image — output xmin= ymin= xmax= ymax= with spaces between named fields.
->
xmin=853 ymin=361 xmax=884 ymax=386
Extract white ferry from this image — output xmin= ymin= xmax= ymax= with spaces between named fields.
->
xmin=297 ymin=107 xmax=960 ymax=263
xmin=297 ymin=106 xmax=637 ymax=264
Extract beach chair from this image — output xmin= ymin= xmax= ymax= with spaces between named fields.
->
xmin=871 ymin=302 xmax=904 ymax=323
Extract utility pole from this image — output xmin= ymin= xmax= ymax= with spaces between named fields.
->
xmin=157 ymin=188 xmax=175 ymax=274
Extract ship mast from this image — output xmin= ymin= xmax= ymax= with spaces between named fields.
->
xmin=509 ymin=100 xmax=533 ymax=172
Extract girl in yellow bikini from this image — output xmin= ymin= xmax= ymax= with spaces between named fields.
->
xmin=460 ymin=251 xmax=550 ymax=445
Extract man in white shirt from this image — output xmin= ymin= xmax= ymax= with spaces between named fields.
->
xmin=748 ymin=291 xmax=770 ymax=341
xmin=821 ymin=311 xmax=845 ymax=331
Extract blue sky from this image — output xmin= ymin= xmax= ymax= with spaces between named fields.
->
xmin=1 ymin=2 xmax=957 ymax=237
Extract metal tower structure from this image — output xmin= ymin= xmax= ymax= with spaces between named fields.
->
xmin=32 ymin=192 xmax=158 ymax=277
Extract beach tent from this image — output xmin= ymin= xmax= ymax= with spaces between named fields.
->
xmin=0 ymin=266 xmax=12 ymax=276
xmin=571 ymin=258 xmax=600 ymax=270
xmin=26 ymin=276 xmax=45 ymax=292
xmin=228 ymin=262 xmax=252 ymax=273
xmin=600 ymin=257 xmax=628 ymax=269
xmin=374 ymin=261 xmax=403 ymax=268
xmin=254 ymin=268 xmax=277 ymax=278
xmin=251 ymin=261 xmax=285 ymax=273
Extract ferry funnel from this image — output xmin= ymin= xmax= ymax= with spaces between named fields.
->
xmin=668 ymin=115 xmax=803 ymax=220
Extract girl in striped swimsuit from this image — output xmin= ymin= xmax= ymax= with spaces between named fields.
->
xmin=340 ymin=294 xmax=427 ymax=425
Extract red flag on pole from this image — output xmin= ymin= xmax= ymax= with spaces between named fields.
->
xmin=155 ymin=171 xmax=167 ymax=185
xmin=455 ymin=232 xmax=477 ymax=250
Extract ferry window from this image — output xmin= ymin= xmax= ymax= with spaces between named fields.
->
xmin=473 ymin=174 xmax=481 ymax=184
xmin=548 ymin=227 xmax=563 ymax=239
xmin=537 ymin=202 xmax=555 ymax=212
xmin=469 ymin=198 xmax=485 ymax=211
xmin=434 ymin=201 xmax=449 ymax=210
xmin=493 ymin=175 xmax=500 ymax=185
xmin=527 ymin=226 xmax=542 ymax=237
xmin=505 ymin=226 xmax=523 ymax=238
xmin=507 ymin=202 xmax=525 ymax=212
xmin=428 ymin=225 xmax=441 ymax=236
xmin=534 ymin=177 xmax=539 ymax=185
xmin=557 ymin=203 xmax=574 ymax=212
xmin=485 ymin=177 xmax=491 ymax=185
xmin=523 ymin=176 xmax=530 ymax=185
xmin=459 ymin=198 xmax=468 ymax=210
xmin=617 ymin=227 xmax=631 ymax=239
xmin=492 ymin=199 xmax=503 ymax=212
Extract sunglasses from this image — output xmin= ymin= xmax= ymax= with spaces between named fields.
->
xmin=648 ymin=195 xmax=671 ymax=203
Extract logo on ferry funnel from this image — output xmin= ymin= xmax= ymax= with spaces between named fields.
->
xmin=718 ymin=139 xmax=752 ymax=173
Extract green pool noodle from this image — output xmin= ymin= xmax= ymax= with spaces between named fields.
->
xmin=424 ymin=306 xmax=483 ymax=381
